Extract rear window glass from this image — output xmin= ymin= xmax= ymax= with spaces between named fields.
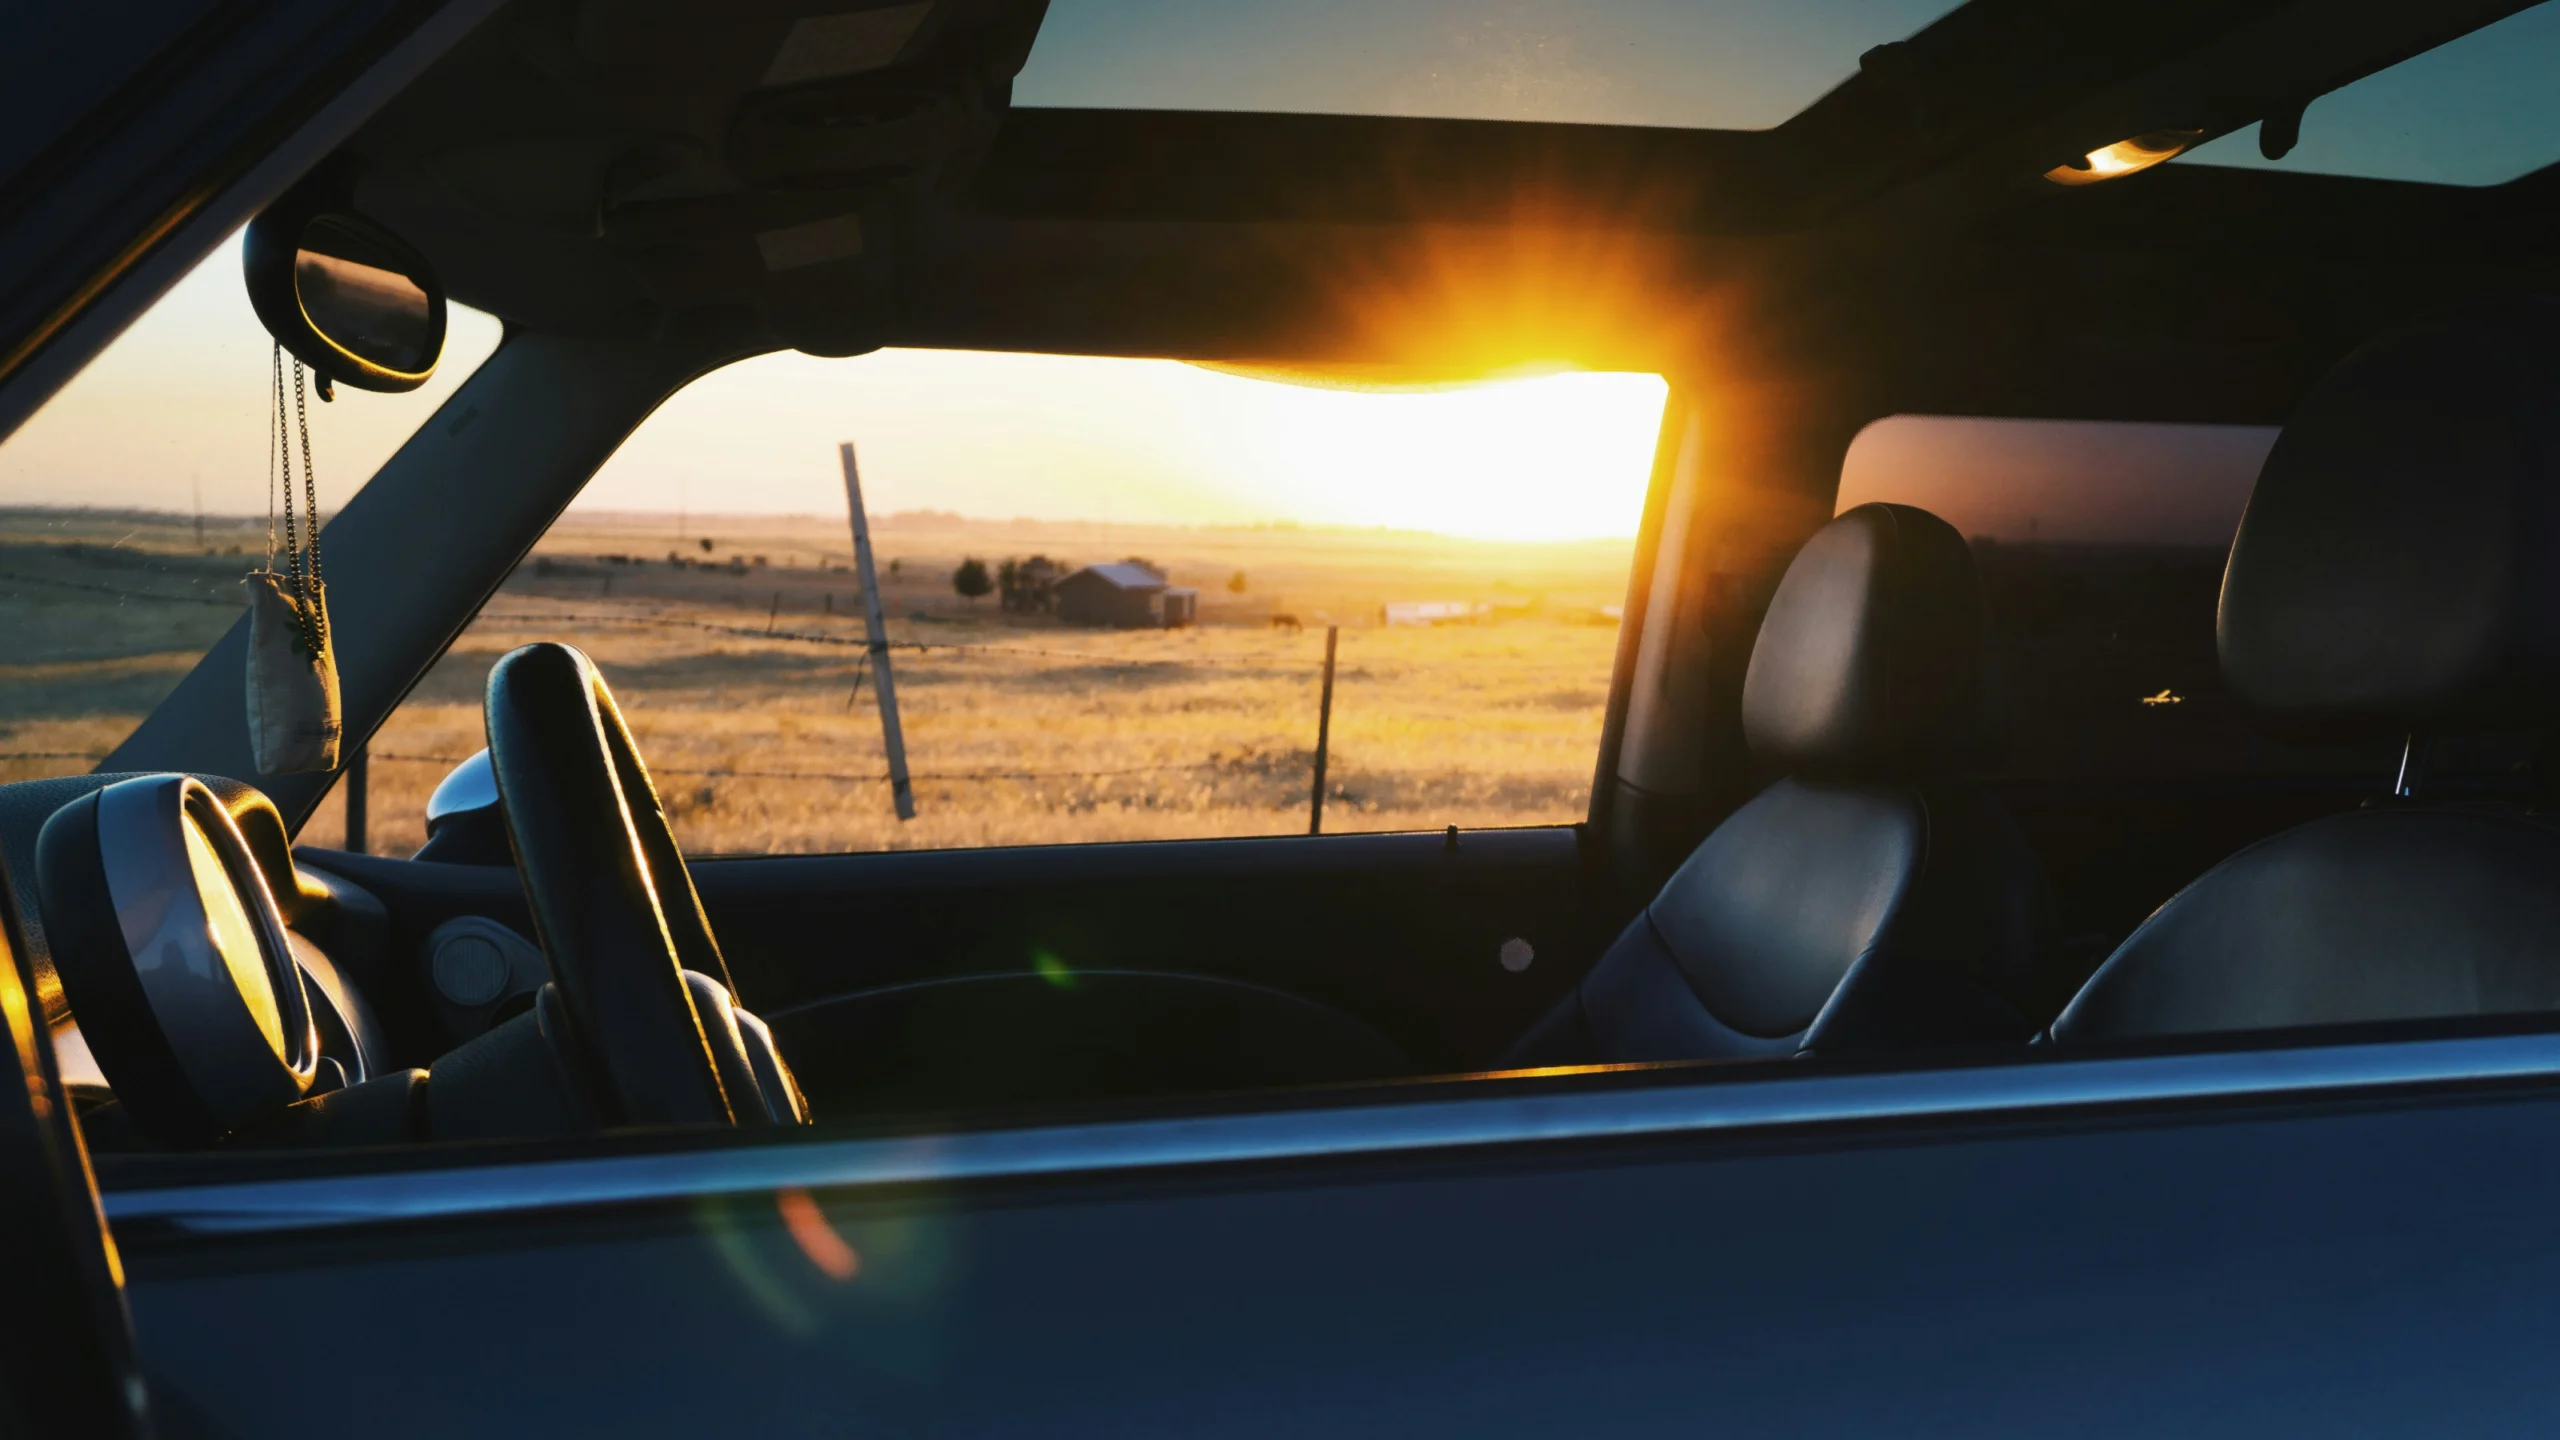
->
xmin=1838 ymin=415 xmax=2299 ymax=780
xmin=1838 ymin=415 xmax=2417 ymax=968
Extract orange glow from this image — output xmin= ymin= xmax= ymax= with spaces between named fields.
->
xmin=2044 ymin=130 xmax=2204 ymax=186
xmin=775 ymin=1186 xmax=859 ymax=1281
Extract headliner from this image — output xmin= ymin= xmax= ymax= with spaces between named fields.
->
xmin=315 ymin=0 xmax=2560 ymax=422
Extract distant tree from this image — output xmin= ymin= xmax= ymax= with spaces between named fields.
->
xmin=1226 ymin=570 xmax=1248 ymax=595
xmin=953 ymin=557 xmax=992 ymax=605
xmin=697 ymin=537 xmax=714 ymax=553
xmin=1000 ymin=554 xmax=1065 ymax=614
xmin=888 ymin=558 xmax=903 ymax=578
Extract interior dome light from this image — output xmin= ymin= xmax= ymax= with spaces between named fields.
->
xmin=2044 ymin=130 xmax=2204 ymax=186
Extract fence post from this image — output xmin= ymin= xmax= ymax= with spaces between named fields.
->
xmin=1309 ymin=624 xmax=1338 ymax=835
xmin=842 ymin=442 xmax=917 ymax=820
xmin=344 ymin=743 xmax=369 ymax=855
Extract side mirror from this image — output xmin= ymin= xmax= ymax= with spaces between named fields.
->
xmin=413 ymin=750 xmax=510 ymax=865
xmin=243 ymin=180 xmax=446 ymax=394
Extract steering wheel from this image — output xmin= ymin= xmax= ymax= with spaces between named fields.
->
xmin=483 ymin=642 xmax=803 ymax=1127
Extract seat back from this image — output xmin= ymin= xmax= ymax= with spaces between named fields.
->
xmin=1509 ymin=503 xmax=2053 ymax=1066
xmin=2056 ymin=298 xmax=2560 ymax=1044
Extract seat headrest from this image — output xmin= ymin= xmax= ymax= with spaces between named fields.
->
xmin=2220 ymin=298 xmax=2560 ymax=742
xmin=1742 ymin=503 xmax=1995 ymax=780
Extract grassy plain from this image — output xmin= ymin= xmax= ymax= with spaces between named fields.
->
xmin=0 ymin=507 xmax=1629 ymax=856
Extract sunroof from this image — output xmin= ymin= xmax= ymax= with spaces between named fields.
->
xmin=1011 ymin=0 xmax=1963 ymax=131
xmin=2176 ymin=0 xmax=2560 ymax=187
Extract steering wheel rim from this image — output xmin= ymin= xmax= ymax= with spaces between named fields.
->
xmin=483 ymin=642 xmax=735 ymax=1127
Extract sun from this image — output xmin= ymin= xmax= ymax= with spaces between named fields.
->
xmin=1220 ymin=369 xmax=1670 ymax=541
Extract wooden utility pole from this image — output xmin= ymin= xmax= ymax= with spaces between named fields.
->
xmin=1308 ymin=624 xmax=1338 ymax=835
xmin=840 ymin=442 xmax=916 ymax=820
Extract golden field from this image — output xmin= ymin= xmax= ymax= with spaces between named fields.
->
xmin=1 ymin=508 xmax=1630 ymax=856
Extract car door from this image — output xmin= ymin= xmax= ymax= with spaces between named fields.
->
xmin=314 ymin=821 xmax=1601 ymax=1075
xmin=102 ymin=1018 xmax=2560 ymax=1437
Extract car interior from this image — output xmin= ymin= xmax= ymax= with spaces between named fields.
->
xmin=6 ymin=0 xmax=2560 ymax=1181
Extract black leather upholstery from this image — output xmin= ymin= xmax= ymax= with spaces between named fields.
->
xmin=2056 ymin=808 xmax=2560 ymax=1041
xmin=2056 ymin=300 xmax=2560 ymax=1045
xmin=1745 ymin=503 xmax=1998 ymax=778
xmin=2218 ymin=297 xmax=2560 ymax=743
xmin=1508 ymin=504 xmax=2053 ymax=1067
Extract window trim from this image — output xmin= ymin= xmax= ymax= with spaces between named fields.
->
xmin=104 ymin=1024 xmax=2560 ymax=1239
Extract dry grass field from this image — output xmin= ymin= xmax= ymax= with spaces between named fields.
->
xmin=1 ymin=507 xmax=1630 ymax=856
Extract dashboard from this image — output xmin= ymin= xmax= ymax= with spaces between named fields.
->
xmin=0 ymin=758 xmax=800 ymax=1149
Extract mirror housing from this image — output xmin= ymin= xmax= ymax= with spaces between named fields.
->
xmin=243 ymin=179 xmax=446 ymax=393
xmin=414 ymin=750 xmax=510 ymax=865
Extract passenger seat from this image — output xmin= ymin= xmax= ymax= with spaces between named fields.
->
xmin=2053 ymin=299 xmax=2560 ymax=1043
xmin=1507 ymin=503 xmax=2054 ymax=1066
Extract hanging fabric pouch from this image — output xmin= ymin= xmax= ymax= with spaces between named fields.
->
xmin=246 ymin=343 xmax=342 ymax=775
xmin=244 ymin=569 xmax=340 ymax=773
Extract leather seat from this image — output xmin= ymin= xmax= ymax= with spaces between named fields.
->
xmin=1507 ymin=503 xmax=2055 ymax=1066
xmin=2054 ymin=298 xmax=2560 ymax=1044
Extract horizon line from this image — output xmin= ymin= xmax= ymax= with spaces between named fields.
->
xmin=0 ymin=502 xmax=1641 ymax=545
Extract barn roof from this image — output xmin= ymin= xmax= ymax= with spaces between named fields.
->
xmin=1070 ymin=563 xmax=1169 ymax=591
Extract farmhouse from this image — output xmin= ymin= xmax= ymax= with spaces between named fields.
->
xmin=1056 ymin=562 xmax=1197 ymax=628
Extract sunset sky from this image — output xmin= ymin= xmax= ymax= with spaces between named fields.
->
xmin=0 ymin=234 xmax=1670 ymax=543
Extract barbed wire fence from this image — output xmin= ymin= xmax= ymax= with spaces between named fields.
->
xmin=1 ymin=573 xmax=1357 ymax=840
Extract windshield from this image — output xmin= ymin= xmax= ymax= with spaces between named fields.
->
xmin=0 ymin=232 xmax=503 ymax=787
xmin=1014 ymin=0 xmax=1961 ymax=130
xmin=311 ymin=352 xmax=1665 ymax=856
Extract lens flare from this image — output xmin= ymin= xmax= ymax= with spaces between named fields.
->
xmin=777 ymin=1186 xmax=860 ymax=1281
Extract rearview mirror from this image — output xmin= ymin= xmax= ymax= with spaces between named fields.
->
xmin=243 ymin=183 xmax=445 ymax=394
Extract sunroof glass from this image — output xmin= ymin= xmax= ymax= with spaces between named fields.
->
xmin=1012 ymin=0 xmax=1962 ymax=131
xmin=2177 ymin=0 xmax=2560 ymax=187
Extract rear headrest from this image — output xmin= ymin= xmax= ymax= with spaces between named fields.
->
xmin=1742 ymin=503 xmax=1995 ymax=780
xmin=2220 ymin=298 xmax=2560 ymax=742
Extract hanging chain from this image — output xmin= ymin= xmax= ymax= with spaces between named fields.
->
xmin=263 ymin=345 xmax=330 ymax=660
xmin=268 ymin=343 xmax=285 ymax=571
xmin=290 ymin=358 xmax=328 ymax=657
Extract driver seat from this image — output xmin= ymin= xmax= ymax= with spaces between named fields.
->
xmin=1507 ymin=503 xmax=2055 ymax=1066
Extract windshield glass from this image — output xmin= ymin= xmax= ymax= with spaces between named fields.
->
xmin=1014 ymin=0 xmax=1961 ymax=130
xmin=315 ymin=352 xmax=1664 ymax=856
xmin=2177 ymin=0 xmax=2560 ymax=186
xmin=0 ymin=232 xmax=503 ymax=786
